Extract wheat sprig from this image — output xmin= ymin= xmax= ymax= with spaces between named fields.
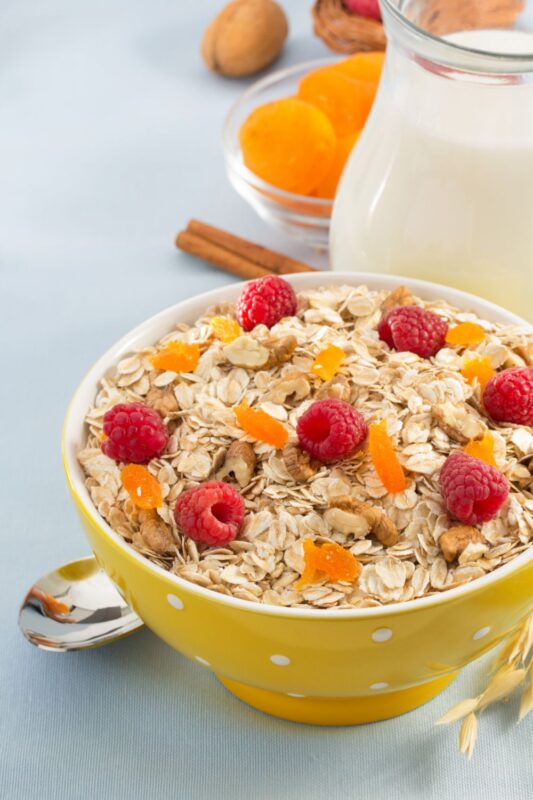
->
xmin=436 ymin=613 xmax=532 ymax=758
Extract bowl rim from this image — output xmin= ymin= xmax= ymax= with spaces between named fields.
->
xmin=223 ymin=57 xmax=338 ymax=211
xmin=63 ymin=272 xmax=533 ymax=619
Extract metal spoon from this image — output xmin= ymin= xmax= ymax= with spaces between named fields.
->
xmin=19 ymin=556 xmax=143 ymax=651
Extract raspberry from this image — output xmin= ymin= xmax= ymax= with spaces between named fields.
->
xmin=440 ymin=452 xmax=509 ymax=526
xmin=296 ymin=398 xmax=368 ymax=463
xmin=174 ymin=481 xmax=245 ymax=547
xmin=483 ymin=367 xmax=533 ymax=427
xmin=236 ymin=275 xmax=297 ymax=331
xmin=378 ymin=305 xmax=448 ymax=358
xmin=102 ymin=403 xmax=169 ymax=464
xmin=343 ymin=0 xmax=381 ymax=21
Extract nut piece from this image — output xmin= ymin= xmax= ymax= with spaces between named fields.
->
xmin=282 ymin=443 xmax=319 ymax=482
xmin=329 ymin=496 xmax=399 ymax=547
xmin=265 ymin=335 xmax=297 ymax=369
xmin=439 ymin=525 xmax=485 ymax=564
xmin=315 ymin=374 xmax=351 ymax=402
xmin=216 ymin=441 xmax=257 ymax=487
xmin=223 ymin=334 xmax=270 ymax=369
xmin=201 ymin=0 xmax=288 ymax=78
xmin=223 ymin=334 xmax=297 ymax=371
xmin=267 ymin=372 xmax=310 ymax=404
xmin=146 ymin=385 xmax=179 ymax=417
xmin=432 ymin=401 xmax=486 ymax=444
xmin=137 ymin=510 xmax=176 ymax=555
xmin=323 ymin=507 xmax=370 ymax=538
xmin=515 ymin=341 xmax=533 ymax=366
xmin=381 ymin=285 xmax=414 ymax=313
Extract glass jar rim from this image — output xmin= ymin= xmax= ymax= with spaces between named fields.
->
xmin=381 ymin=0 xmax=533 ymax=73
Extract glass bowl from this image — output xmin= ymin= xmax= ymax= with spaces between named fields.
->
xmin=223 ymin=59 xmax=338 ymax=250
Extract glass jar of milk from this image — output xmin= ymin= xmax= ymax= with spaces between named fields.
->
xmin=330 ymin=0 xmax=533 ymax=320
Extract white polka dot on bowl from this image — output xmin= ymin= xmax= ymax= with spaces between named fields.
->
xmin=370 ymin=682 xmax=389 ymax=691
xmin=287 ymin=693 xmax=305 ymax=698
xmin=195 ymin=656 xmax=210 ymax=667
xmin=270 ymin=654 xmax=291 ymax=666
xmin=372 ymin=628 xmax=393 ymax=643
xmin=167 ymin=593 xmax=184 ymax=610
xmin=473 ymin=626 xmax=491 ymax=640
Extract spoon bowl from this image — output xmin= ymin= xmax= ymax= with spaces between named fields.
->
xmin=19 ymin=556 xmax=143 ymax=652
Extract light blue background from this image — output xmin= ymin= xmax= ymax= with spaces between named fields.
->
xmin=1 ymin=2 xmax=531 ymax=798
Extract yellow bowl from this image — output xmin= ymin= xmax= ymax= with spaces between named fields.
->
xmin=63 ymin=273 xmax=533 ymax=726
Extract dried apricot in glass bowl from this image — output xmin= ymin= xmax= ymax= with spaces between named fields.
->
xmin=224 ymin=57 xmax=381 ymax=247
xmin=240 ymin=98 xmax=336 ymax=195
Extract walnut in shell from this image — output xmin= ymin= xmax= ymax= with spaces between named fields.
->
xmin=202 ymin=0 xmax=288 ymax=78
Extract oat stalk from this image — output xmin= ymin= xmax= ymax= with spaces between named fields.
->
xmin=436 ymin=613 xmax=533 ymax=759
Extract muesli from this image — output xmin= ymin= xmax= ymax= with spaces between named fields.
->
xmin=78 ymin=279 xmax=533 ymax=609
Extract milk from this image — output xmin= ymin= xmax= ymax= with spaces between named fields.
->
xmin=330 ymin=30 xmax=533 ymax=320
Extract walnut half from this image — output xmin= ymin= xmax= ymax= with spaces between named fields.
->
xmin=216 ymin=441 xmax=256 ymax=487
xmin=146 ymin=385 xmax=179 ymax=417
xmin=439 ymin=526 xmax=485 ymax=563
xmin=135 ymin=510 xmax=176 ymax=555
xmin=328 ymin=496 xmax=399 ymax=547
xmin=381 ymin=285 xmax=414 ymax=313
xmin=282 ymin=443 xmax=319 ymax=482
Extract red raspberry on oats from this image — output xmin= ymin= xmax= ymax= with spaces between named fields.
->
xmin=297 ymin=398 xmax=368 ymax=463
xmin=378 ymin=305 xmax=448 ymax=358
xmin=483 ymin=367 xmax=533 ymax=427
xmin=102 ymin=403 xmax=169 ymax=464
xmin=440 ymin=452 xmax=509 ymax=526
xmin=174 ymin=481 xmax=245 ymax=547
xmin=236 ymin=275 xmax=297 ymax=331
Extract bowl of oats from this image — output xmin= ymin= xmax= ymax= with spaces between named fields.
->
xmin=63 ymin=272 xmax=533 ymax=725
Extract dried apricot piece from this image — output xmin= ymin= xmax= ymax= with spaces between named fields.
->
xmin=313 ymin=132 xmax=360 ymax=200
xmin=368 ymin=420 xmax=407 ymax=494
xmin=311 ymin=344 xmax=345 ymax=381
xmin=150 ymin=341 xmax=200 ymax=373
xmin=332 ymin=51 xmax=385 ymax=84
xmin=210 ymin=317 xmax=242 ymax=343
xmin=235 ymin=402 xmax=288 ymax=448
xmin=298 ymin=67 xmax=376 ymax=136
xmin=445 ymin=322 xmax=486 ymax=347
xmin=240 ymin=98 xmax=336 ymax=194
xmin=464 ymin=432 xmax=496 ymax=467
xmin=461 ymin=356 xmax=495 ymax=390
xmin=121 ymin=464 xmax=163 ymax=510
xmin=296 ymin=539 xmax=361 ymax=587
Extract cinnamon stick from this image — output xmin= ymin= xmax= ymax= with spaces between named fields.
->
xmin=176 ymin=230 xmax=271 ymax=280
xmin=186 ymin=219 xmax=314 ymax=274
xmin=175 ymin=220 xmax=316 ymax=280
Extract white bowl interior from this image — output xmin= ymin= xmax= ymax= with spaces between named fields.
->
xmin=64 ymin=272 xmax=532 ymax=618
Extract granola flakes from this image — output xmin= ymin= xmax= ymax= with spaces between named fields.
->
xmin=78 ymin=284 xmax=533 ymax=609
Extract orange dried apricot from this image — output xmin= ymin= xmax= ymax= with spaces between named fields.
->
xmin=298 ymin=66 xmax=376 ymax=136
xmin=150 ymin=341 xmax=200 ymax=373
xmin=332 ymin=52 xmax=385 ymax=84
xmin=461 ymin=356 xmax=495 ymax=390
xmin=311 ymin=344 xmax=345 ymax=381
xmin=240 ymin=98 xmax=336 ymax=194
xmin=235 ymin=402 xmax=288 ymax=449
xmin=464 ymin=432 xmax=496 ymax=467
xmin=368 ymin=420 xmax=407 ymax=494
xmin=313 ymin=132 xmax=360 ymax=200
xmin=296 ymin=539 xmax=361 ymax=587
xmin=210 ymin=316 xmax=242 ymax=343
xmin=121 ymin=464 xmax=163 ymax=510
xmin=445 ymin=322 xmax=486 ymax=347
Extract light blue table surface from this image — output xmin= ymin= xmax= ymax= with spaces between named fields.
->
xmin=1 ymin=1 xmax=531 ymax=798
